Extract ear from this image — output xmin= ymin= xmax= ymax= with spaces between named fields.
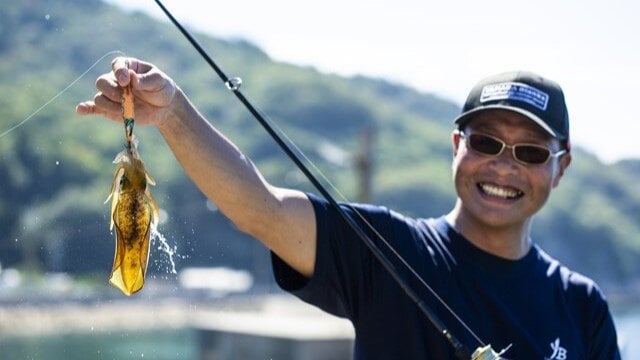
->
xmin=452 ymin=131 xmax=462 ymax=157
xmin=552 ymin=153 xmax=572 ymax=188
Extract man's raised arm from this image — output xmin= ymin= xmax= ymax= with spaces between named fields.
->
xmin=76 ymin=57 xmax=317 ymax=277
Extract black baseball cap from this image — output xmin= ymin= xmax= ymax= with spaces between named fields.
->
xmin=454 ymin=71 xmax=570 ymax=150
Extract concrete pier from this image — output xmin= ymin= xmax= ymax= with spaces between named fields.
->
xmin=193 ymin=296 xmax=355 ymax=360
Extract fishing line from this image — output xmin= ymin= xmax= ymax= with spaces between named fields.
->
xmin=0 ymin=50 xmax=126 ymax=140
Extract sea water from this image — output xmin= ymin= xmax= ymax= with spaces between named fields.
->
xmin=0 ymin=329 xmax=197 ymax=360
xmin=0 ymin=307 xmax=638 ymax=359
xmin=150 ymin=226 xmax=177 ymax=275
xmin=616 ymin=307 xmax=640 ymax=358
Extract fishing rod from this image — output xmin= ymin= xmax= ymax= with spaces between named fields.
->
xmin=152 ymin=1 xmax=502 ymax=358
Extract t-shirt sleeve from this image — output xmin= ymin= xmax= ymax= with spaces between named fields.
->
xmin=587 ymin=287 xmax=621 ymax=360
xmin=271 ymin=192 xmax=392 ymax=319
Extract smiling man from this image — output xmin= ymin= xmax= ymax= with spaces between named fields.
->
xmin=78 ymin=60 xmax=621 ymax=359
xmin=447 ymin=72 xmax=573 ymax=260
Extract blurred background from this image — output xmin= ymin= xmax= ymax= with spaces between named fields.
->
xmin=0 ymin=0 xmax=638 ymax=358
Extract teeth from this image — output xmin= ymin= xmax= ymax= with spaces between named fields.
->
xmin=479 ymin=183 xmax=522 ymax=199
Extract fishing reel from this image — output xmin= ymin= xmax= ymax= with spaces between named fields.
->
xmin=471 ymin=344 xmax=511 ymax=360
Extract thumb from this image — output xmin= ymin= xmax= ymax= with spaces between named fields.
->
xmin=131 ymin=68 xmax=168 ymax=93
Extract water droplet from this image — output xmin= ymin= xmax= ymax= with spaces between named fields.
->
xmin=151 ymin=226 xmax=177 ymax=274
xmin=45 ymin=14 xmax=50 ymax=20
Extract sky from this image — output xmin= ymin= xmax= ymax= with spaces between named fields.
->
xmin=106 ymin=0 xmax=639 ymax=163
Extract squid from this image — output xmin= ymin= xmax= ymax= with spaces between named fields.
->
xmin=105 ymin=85 xmax=159 ymax=296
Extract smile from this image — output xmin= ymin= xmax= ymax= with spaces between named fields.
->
xmin=477 ymin=182 xmax=524 ymax=200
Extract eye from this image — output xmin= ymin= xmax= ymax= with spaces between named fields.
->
xmin=468 ymin=134 xmax=503 ymax=155
xmin=514 ymin=145 xmax=550 ymax=164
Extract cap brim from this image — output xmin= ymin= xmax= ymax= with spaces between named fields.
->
xmin=453 ymin=105 xmax=559 ymax=139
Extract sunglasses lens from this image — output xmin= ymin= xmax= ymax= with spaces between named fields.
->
xmin=468 ymin=134 xmax=503 ymax=155
xmin=466 ymin=133 xmax=552 ymax=165
xmin=514 ymin=146 xmax=550 ymax=164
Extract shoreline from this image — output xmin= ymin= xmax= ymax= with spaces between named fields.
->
xmin=0 ymin=292 xmax=637 ymax=340
xmin=0 ymin=300 xmax=190 ymax=338
xmin=0 ymin=295 xmax=354 ymax=339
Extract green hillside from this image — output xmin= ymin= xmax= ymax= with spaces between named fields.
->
xmin=1 ymin=0 xmax=638 ymax=297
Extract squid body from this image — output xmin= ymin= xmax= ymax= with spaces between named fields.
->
xmin=105 ymin=137 xmax=158 ymax=296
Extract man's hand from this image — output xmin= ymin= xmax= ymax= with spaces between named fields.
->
xmin=76 ymin=57 xmax=178 ymax=126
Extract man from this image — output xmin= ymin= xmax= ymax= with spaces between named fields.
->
xmin=77 ymin=58 xmax=620 ymax=359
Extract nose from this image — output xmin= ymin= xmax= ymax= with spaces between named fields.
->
xmin=488 ymin=146 xmax=520 ymax=174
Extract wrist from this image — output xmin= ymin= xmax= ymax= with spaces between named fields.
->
xmin=156 ymin=87 xmax=188 ymax=132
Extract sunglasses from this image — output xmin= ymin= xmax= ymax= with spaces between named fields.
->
xmin=458 ymin=131 xmax=567 ymax=165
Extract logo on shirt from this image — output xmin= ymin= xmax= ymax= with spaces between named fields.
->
xmin=545 ymin=338 xmax=567 ymax=360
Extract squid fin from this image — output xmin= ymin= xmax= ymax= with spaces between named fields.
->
xmin=147 ymin=189 xmax=160 ymax=229
xmin=106 ymin=166 xmax=125 ymax=231
xmin=146 ymin=171 xmax=156 ymax=186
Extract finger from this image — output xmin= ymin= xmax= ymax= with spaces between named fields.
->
xmin=95 ymin=74 xmax=122 ymax=102
xmin=112 ymin=57 xmax=155 ymax=87
xmin=93 ymin=92 xmax=122 ymax=116
xmin=132 ymin=69 xmax=168 ymax=93
xmin=75 ymin=101 xmax=96 ymax=116
xmin=127 ymin=58 xmax=154 ymax=75
xmin=111 ymin=57 xmax=131 ymax=87
xmin=75 ymin=101 xmax=120 ymax=122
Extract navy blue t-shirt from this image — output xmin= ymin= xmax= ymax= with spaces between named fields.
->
xmin=271 ymin=194 xmax=621 ymax=359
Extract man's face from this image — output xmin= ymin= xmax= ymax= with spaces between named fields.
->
xmin=451 ymin=110 xmax=571 ymax=229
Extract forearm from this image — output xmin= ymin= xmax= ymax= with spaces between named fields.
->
xmin=157 ymin=89 xmax=272 ymax=229
xmin=156 ymin=89 xmax=316 ymax=276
